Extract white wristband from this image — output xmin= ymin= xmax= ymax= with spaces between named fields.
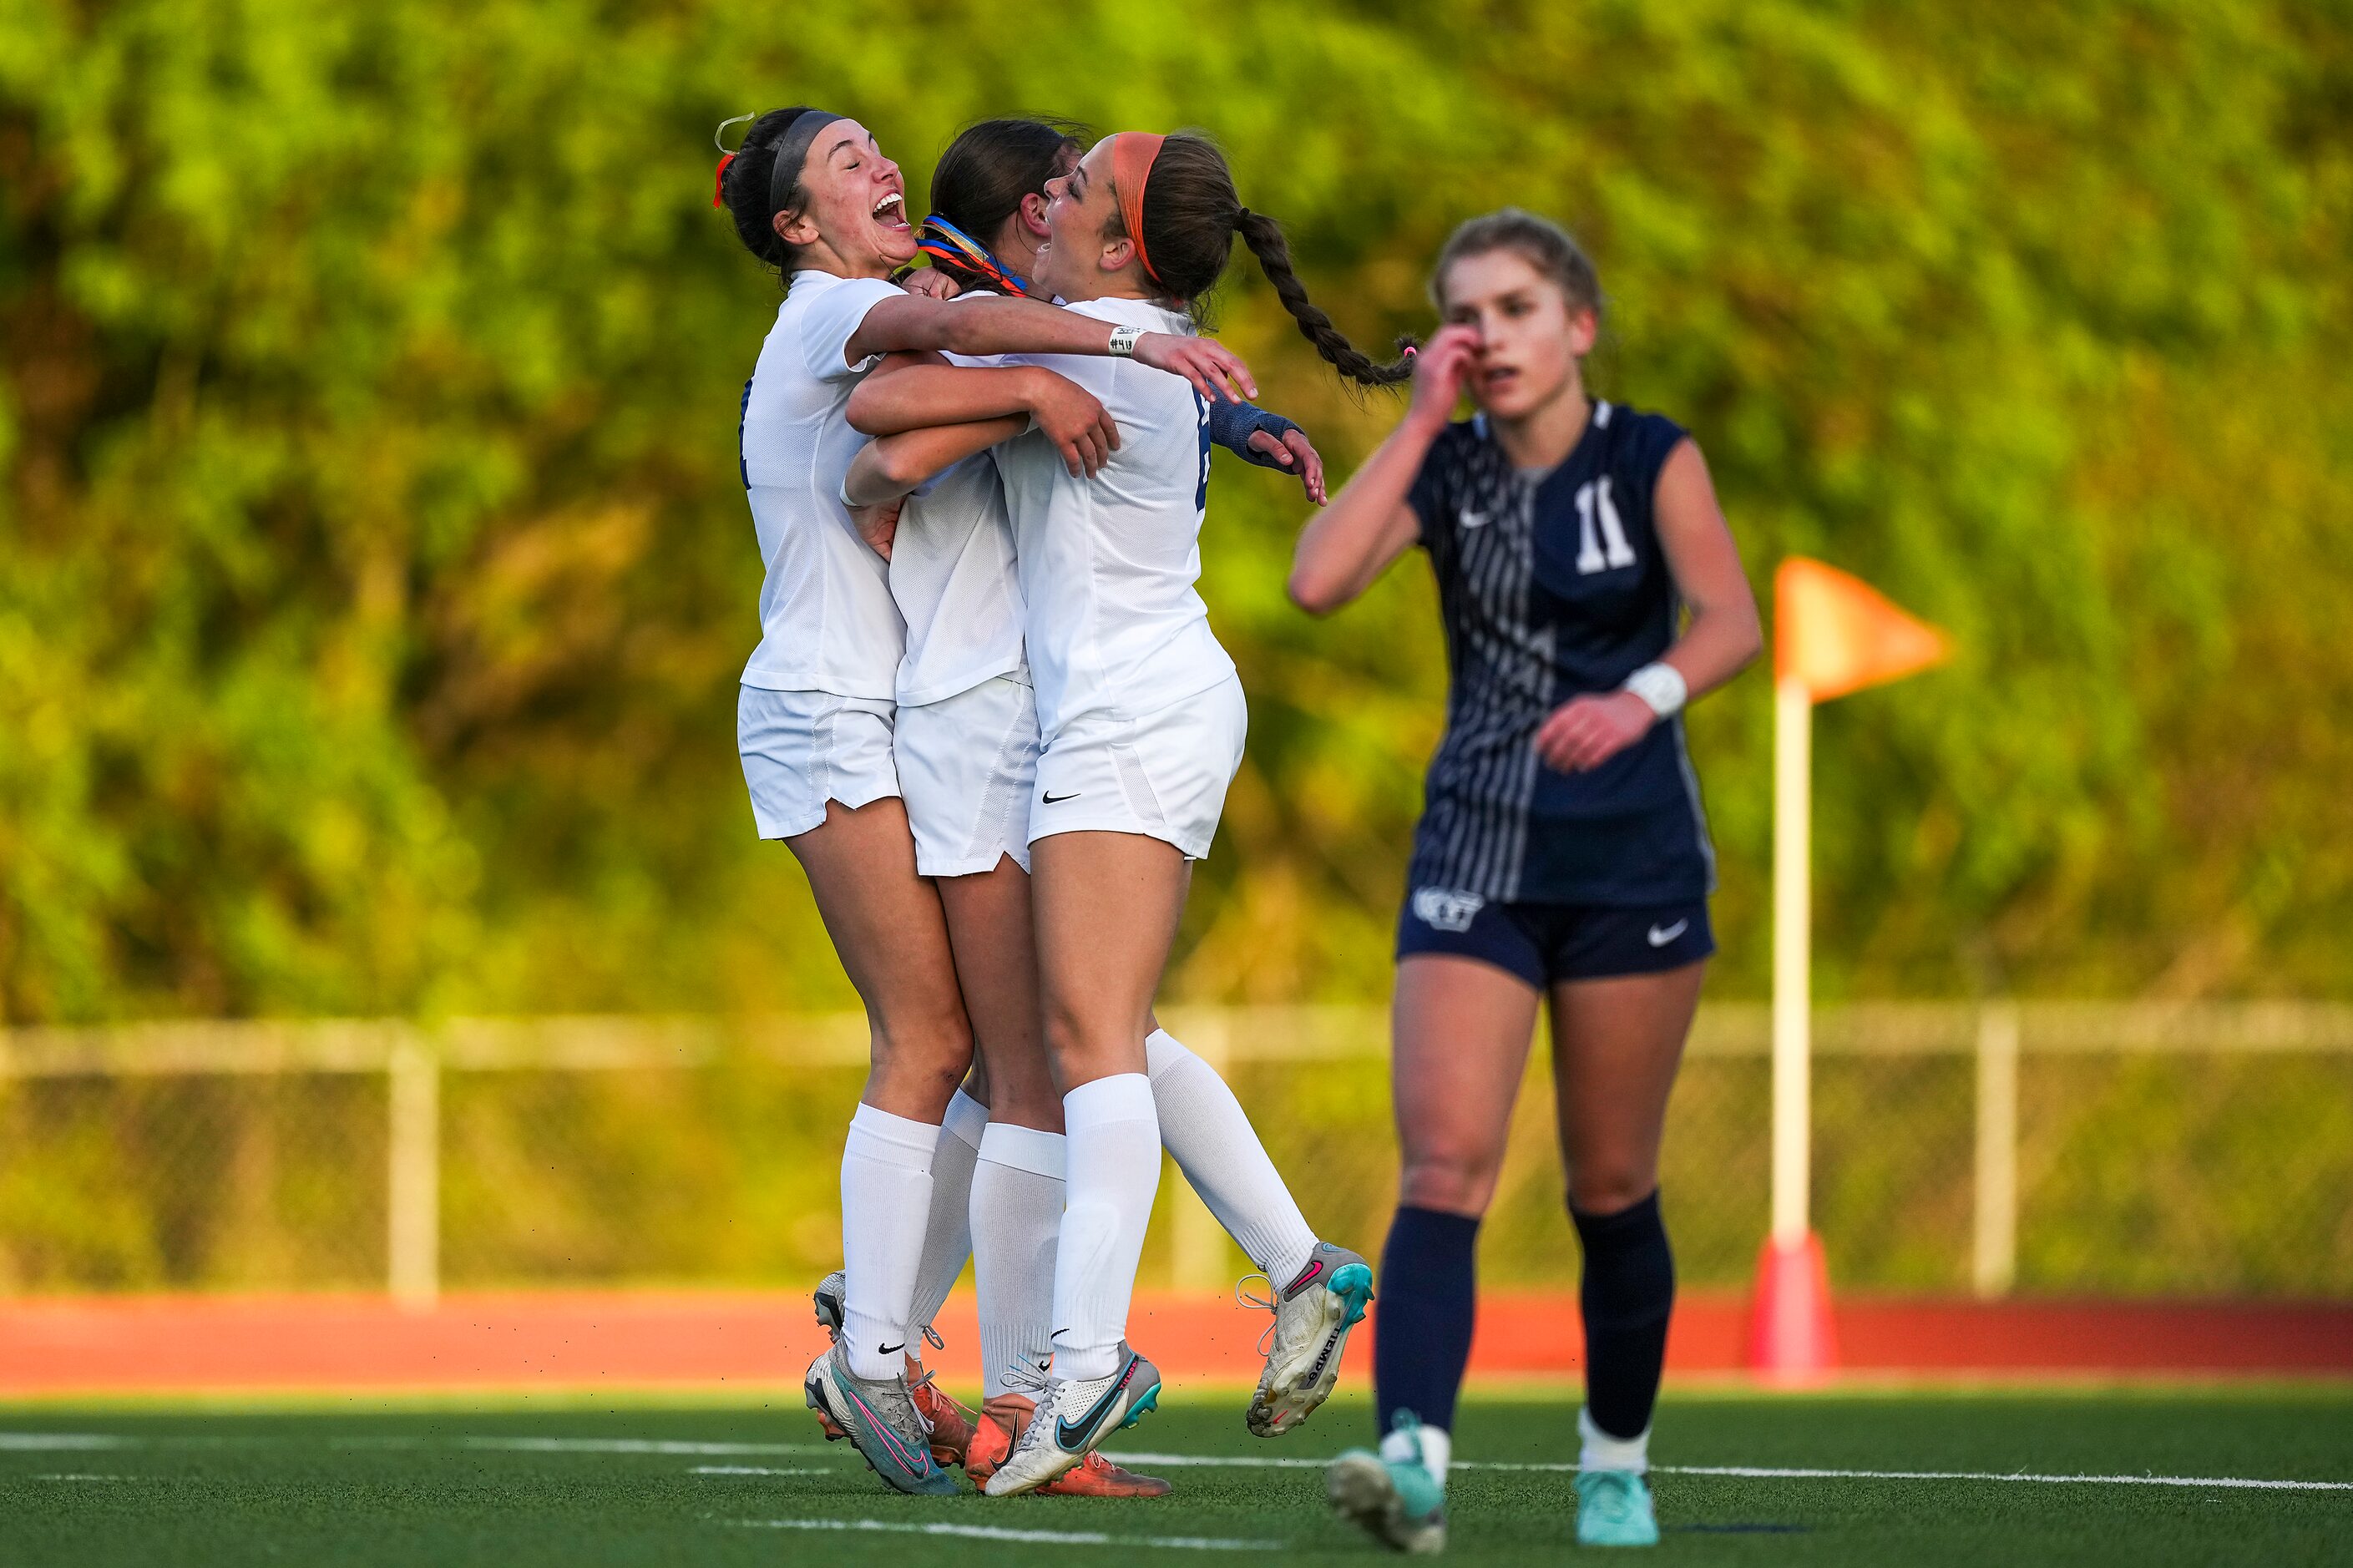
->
xmin=1622 ymin=661 xmax=1688 ymax=719
xmin=1106 ymin=324 xmax=1144 ymax=358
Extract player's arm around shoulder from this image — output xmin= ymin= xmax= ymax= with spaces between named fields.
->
xmin=1288 ymin=325 xmax=1480 ymax=615
xmin=848 ymin=351 xmax=1118 ymax=480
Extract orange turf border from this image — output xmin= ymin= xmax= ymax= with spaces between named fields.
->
xmin=0 ymin=1291 xmax=2346 ymax=1397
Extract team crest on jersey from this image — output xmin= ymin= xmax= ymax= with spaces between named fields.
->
xmin=1411 ymin=888 xmax=1486 ymax=933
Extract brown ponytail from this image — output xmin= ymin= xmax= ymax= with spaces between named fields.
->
xmin=1111 ymin=133 xmax=1411 ymax=388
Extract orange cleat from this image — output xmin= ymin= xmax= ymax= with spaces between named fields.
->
xmin=1045 ymin=1450 xmax=1175 ymax=1498
xmin=906 ymin=1354 xmax=974 ymax=1469
xmin=964 ymin=1390 xmax=1171 ymax=1498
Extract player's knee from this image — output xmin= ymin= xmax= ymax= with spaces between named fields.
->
xmin=1399 ymin=1151 xmax=1500 ymax=1216
xmin=868 ymin=999 xmax=974 ymax=1100
xmin=1566 ymin=1162 xmax=1657 ymax=1216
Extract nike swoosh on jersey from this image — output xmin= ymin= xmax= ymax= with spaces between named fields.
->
xmin=1460 ymin=509 xmax=1488 ymax=529
xmin=1647 ymin=919 xmax=1690 ymax=947
xmin=1041 ymin=790 xmax=1080 ymax=804
xmin=1055 ymin=1358 xmax=1136 ymax=1451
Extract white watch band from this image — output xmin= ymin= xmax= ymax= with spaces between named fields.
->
xmin=1622 ymin=661 xmax=1688 ymax=719
xmin=1106 ymin=324 xmax=1144 ymax=358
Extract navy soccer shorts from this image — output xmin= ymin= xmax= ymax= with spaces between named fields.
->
xmin=1395 ymin=888 xmax=1714 ymax=987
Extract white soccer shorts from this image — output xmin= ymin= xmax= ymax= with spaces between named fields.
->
xmin=1028 ymin=673 xmax=1247 ymax=862
xmin=896 ymin=673 xmax=1041 ymax=878
xmin=736 ymin=685 xmax=900 ymax=841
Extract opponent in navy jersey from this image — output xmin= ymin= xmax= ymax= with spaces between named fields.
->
xmin=1405 ymin=401 xmax=1715 ymax=909
xmin=1293 ymin=210 xmax=1761 ymax=1553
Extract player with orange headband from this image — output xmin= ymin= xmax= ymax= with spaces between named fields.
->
xmin=840 ymin=129 xmax=1412 ymax=1496
xmin=825 ymin=118 xmax=1368 ymax=1497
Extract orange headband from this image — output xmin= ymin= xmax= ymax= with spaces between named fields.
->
xmin=1111 ymin=132 xmax=1166 ymax=286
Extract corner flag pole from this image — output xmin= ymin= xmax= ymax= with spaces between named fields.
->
xmin=1770 ymin=674 xmax=1812 ymax=1250
xmin=1752 ymin=557 xmax=1950 ymax=1384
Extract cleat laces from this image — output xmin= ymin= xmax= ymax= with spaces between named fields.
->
xmin=1001 ymin=1359 xmax=1053 ymax=1399
xmin=1235 ymin=1271 xmax=1283 ymax=1358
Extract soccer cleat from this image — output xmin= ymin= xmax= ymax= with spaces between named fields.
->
xmin=813 ymin=1269 xmax=847 ymax=1337
xmin=809 ymin=1271 xmax=964 ymax=1459
xmin=906 ymin=1353 xmax=975 ymax=1469
xmin=803 ymin=1342 xmax=959 ymax=1496
xmin=1327 ymin=1413 xmax=1446 ymax=1555
xmin=807 ymin=1272 xmax=850 ymax=1441
xmin=1574 ymin=1469 xmax=1659 ymax=1547
xmin=1242 ymin=1240 xmax=1375 ymax=1436
xmin=980 ymin=1348 xmax=1163 ymax=1496
xmin=965 ymin=1388 xmax=1172 ymax=1498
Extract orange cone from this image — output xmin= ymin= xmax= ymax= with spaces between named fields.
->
xmin=1748 ymin=1232 xmax=1838 ymax=1387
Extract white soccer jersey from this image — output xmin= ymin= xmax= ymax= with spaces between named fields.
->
xmin=884 ymin=335 xmax=1029 ymax=707
xmin=994 ymin=296 xmax=1236 ymax=735
xmin=738 ymin=269 xmax=908 ymax=699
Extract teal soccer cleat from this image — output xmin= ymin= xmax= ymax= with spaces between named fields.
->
xmin=1573 ymin=1469 xmax=1660 ymax=1547
xmin=1326 ymin=1412 xmax=1447 ymax=1554
xmin=804 ymin=1342 xmax=959 ymax=1496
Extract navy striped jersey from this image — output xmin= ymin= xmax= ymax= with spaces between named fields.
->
xmin=1404 ymin=400 xmax=1717 ymax=907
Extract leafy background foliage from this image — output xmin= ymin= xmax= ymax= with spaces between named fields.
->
xmin=3 ymin=0 xmax=2349 ymax=1026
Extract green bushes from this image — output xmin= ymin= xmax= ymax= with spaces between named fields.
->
xmin=2 ymin=1 xmax=2348 ymax=1022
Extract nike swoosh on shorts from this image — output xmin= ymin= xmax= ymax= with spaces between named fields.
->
xmin=1647 ymin=919 xmax=1689 ymax=947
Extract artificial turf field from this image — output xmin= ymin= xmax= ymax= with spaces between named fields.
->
xmin=3 ymin=1388 xmax=2348 ymax=1565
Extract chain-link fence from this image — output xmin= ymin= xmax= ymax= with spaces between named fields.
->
xmin=1 ymin=1005 xmax=2347 ymax=1301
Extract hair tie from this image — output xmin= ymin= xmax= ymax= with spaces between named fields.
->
xmin=711 ymin=113 xmax=754 ymax=210
xmin=915 ymin=214 xmax=1030 ymax=297
xmin=1111 ymin=132 xmax=1167 ymax=286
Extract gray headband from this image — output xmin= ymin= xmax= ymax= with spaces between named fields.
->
xmin=768 ymin=109 xmax=847 ymax=220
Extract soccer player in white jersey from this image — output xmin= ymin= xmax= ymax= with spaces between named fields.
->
xmin=837 ymin=128 xmax=1414 ymax=1495
xmin=711 ymin=105 xmax=1254 ymax=1498
xmin=832 ymin=119 xmax=1363 ymax=1495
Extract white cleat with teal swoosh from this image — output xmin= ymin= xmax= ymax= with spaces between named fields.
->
xmin=979 ymin=1347 xmax=1162 ymax=1496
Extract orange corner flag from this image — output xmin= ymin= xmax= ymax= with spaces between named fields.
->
xmin=1775 ymin=557 xmax=1950 ymax=702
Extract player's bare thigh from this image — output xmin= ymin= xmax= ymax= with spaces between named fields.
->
xmin=1392 ymin=953 xmax=1544 ymax=1216
xmin=935 ymin=854 xmax=1062 ymax=1133
xmin=786 ymin=797 xmax=974 ymax=1121
xmin=1546 ymin=961 xmax=1705 ymax=1214
xmin=1029 ymin=829 xmax=1190 ymax=1093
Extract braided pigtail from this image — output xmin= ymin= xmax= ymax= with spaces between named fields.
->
xmin=1233 ymin=209 xmax=1414 ymax=387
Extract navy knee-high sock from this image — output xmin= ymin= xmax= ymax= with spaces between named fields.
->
xmin=1571 ymin=1190 xmax=1675 ymax=1439
xmin=1374 ymin=1205 xmax=1480 ymax=1435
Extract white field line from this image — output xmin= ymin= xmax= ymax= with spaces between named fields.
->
xmin=731 ymin=1518 xmax=1281 ymax=1550
xmin=0 ymin=1434 xmax=129 ymax=1450
xmin=690 ymin=1464 xmax=827 ymax=1475
xmin=34 ymin=1473 xmax=128 ymax=1480
xmin=463 ymin=1437 xmax=802 ymax=1455
xmin=1110 ymin=1450 xmax=2353 ymax=1494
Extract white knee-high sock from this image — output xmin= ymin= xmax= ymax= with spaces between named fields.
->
xmin=839 ymin=1103 xmax=939 ymax=1381
xmin=907 ymin=1088 xmax=987 ymax=1340
xmin=971 ymin=1121 xmax=1065 ymax=1399
xmin=1050 ymin=1072 xmax=1161 ymax=1382
xmin=1146 ymin=1029 xmax=1318 ymax=1286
